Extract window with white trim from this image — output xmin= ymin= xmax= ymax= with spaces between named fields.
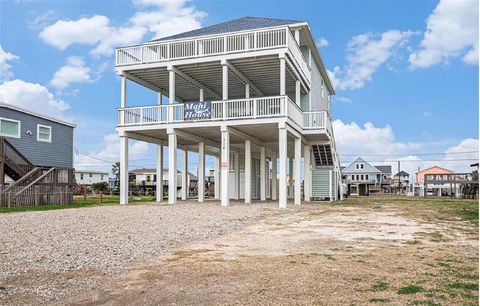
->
xmin=0 ymin=117 xmax=21 ymax=138
xmin=37 ymin=124 xmax=52 ymax=142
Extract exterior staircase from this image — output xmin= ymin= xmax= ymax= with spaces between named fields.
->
xmin=312 ymin=144 xmax=333 ymax=167
xmin=0 ymin=137 xmax=74 ymax=207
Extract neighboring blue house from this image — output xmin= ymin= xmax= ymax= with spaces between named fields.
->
xmin=0 ymin=102 xmax=76 ymax=206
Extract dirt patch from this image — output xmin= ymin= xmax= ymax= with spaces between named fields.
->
xmin=63 ymin=199 xmax=478 ymax=305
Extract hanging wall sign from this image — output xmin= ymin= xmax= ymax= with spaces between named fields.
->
xmin=184 ymin=101 xmax=212 ymax=120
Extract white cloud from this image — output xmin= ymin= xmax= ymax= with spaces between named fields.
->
xmin=0 ymin=46 xmax=19 ymax=82
xmin=335 ymin=119 xmax=478 ymax=177
xmin=50 ymin=56 xmax=92 ymax=90
xmin=443 ymin=138 xmax=479 ymax=172
xmin=333 ymin=119 xmax=422 ymax=156
xmin=335 ymin=96 xmax=352 ymax=104
xmin=0 ymin=79 xmax=69 ymax=118
xmin=39 ymin=15 xmax=111 ymax=50
xmin=331 ymin=30 xmax=416 ymax=90
xmin=316 ymin=37 xmax=329 ymax=48
xmin=28 ymin=10 xmax=56 ymax=30
xmin=74 ymin=133 xmax=151 ymax=172
xmin=423 ymin=111 xmax=432 ymax=117
xmin=38 ymin=0 xmax=206 ymax=57
xmin=409 ymin=0 xmax=479 ymax=68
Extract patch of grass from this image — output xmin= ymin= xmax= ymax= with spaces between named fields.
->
xmin=397 ymin=285 xmax=424 ymax=295
xmin=448 ymin=282 xmax=478 ymax=291
xmin=371 ymin=281 xmax=389 ymax=292
xmin=369 ymin=298 xmax=390 ymax=303
xmin=0 ymin=196 xmax=156 ymax=213
xmin=437 ymin=261 xmax=451 ymax=269
xmin=410 ymin=300 xmax=440 ymax=306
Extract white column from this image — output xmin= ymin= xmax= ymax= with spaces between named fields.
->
xmin=244 ymin=140 xmax=251 ymax=204
xmin=220 ymin=127 xmax=230 ymax=206
xmin=329 ymin=170 xmax=333 ymax=201
xmin=222 ymin=64 xmax=228 ymax=100
xmin=271 ymin=152 xmax=277 ymax=200
xmin=279 ymin=128 xmax=288 ymax=208
xmin=289 ymin=157 xmax=293 ymax=197
xmin=234 ymin=152 xmax=240 ymax=200
xmin=168 ymin=130 xmax=177 ymax=205
xmin=181 ymin=145 xmax=188 ymax=200
xmin=119 ymin=134 xmax=129 ymax=205
xmin=156 ymin=143 xmax=163 ymax=202
xmin=304 ymin=144 xmax=311 ymax=202
xmin=198 ymin=142 xmax=205 ymax=203
xmin=260 ymin=146 xmax=266 ymax=201
xmin=245 ymin=83 xmax=250 ymax=99
xmin=168 ymin=68 xmax=175 ymax=122
xmin=214 ymin=156 xmax=220 ymax=200
xmin=120 ymin=76 xmax=127 ymax=108
xmin=199 ymin=88 xmax=204 ymax=102
xmin=294 ymin=29 xmax=300 ymax=43
xmin=294 ymin=138 xmax=301 ymax=205
xmin=295 ymin=80 xmax=301 ymax=106
xmin=157 ymin=92 xmax=162 ymax=105
xmin=280 ymin=57 xmax=286 ymax=95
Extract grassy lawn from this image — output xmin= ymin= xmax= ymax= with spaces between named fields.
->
xmin=0 ymin=195 xmax=156 ymax=213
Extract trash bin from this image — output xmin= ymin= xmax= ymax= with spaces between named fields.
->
xmin=365 ymin=191 xmax=369 ymax=196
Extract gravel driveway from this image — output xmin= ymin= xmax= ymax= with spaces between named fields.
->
xmin=0 ymin=201 xmax=274 ymax=305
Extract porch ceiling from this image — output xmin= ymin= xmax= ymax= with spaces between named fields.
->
xmin=126 ymin=55 xmax=299 ymax=102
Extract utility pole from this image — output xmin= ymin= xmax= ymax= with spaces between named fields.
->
xmin=398 ymin=160 xmax=401 ymax=195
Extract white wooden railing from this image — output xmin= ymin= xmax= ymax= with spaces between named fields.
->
xmin=116 ymin=27 xmax=310 ymax=83
xmin=118 ymin=96 xmax=330 ymax=132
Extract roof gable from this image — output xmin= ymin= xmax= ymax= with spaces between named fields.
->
xmin=342 ymin=157 xmax=381 ymax=174
xmin=152 ymin=16 xmax=304 ymax=42
xmin=418 ymin=165 xmax=453 ymax=174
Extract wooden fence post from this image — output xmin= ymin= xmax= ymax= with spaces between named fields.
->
xmin=100 ymin=191 xmax=103 ymax=204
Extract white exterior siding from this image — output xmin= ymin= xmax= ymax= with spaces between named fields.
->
xmin=310 ymin=60 xmax=329 ymax=112
xmin=75 ymin=172 xmax=109 ymax=185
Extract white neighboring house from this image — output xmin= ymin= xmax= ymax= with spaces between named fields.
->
xmin=115 ymin=17 xmax=340 ymax=207
xmin=75 ymin=171 xmax=109 ymax=185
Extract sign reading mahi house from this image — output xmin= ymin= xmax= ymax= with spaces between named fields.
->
xmin=184 ymin=101 xmax=212 ymax=120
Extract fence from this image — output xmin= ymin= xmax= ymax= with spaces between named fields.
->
xmin=0 ymin=185 xmax=74 ymax=207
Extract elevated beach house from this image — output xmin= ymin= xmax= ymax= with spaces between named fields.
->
xmin=115 ymin=17 xmax=340 ymax=208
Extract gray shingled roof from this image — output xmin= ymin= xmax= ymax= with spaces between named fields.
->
xmin=151 ymin=16 xmax=304 ymax=42
xmin=375 ymin=165 xmax=392 ymax=174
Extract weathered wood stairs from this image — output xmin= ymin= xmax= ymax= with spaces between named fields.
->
xmin=0 ymin=137 xmax=74 ymax=207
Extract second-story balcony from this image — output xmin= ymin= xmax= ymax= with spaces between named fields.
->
xmin=118 ymin=95 xmax=332 ymax=137
xmin=116 ymin=26 xmax=311 ymax=87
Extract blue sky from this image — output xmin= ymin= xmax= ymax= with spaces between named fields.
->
xmin=0 ymin=0 xmax=478 ymax=175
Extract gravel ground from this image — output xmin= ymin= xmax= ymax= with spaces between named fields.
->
xmin=0 ymin=200 xmax=276 ymax=305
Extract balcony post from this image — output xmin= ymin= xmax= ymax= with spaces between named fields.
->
xmin=156 ymin=142 xmax=163 ymax=202
xmin=199 ymin=88 xmax=204 ymax=102
xmin=244 ymin=139 xmax=251 ymax=204
xmin=121 ymin=75 xmax=127 ymax=108
xmin=181 ymin=145 xmax=188 ymax=200
xmin=198 ymin=142 xmax=205 ymax=203
xmin=271 ymin=152 xmax=277 ymax=200
xmin=222 ymin=62 xmax=228 ymax=100
xmin=234 ymin=152 xmax=240 ymax=200
xmin=304 ymin=144 xmax=311 ymax=202
xmin=214 ymin=156 xmax=220 ymax=200
xmin=294 ymin=138 xmax=301 ymax=205
xmin=119 ymin=132 xmax=129 ymax=205
xmin=167 ymin=129 xmax=177 ymax=205
xmin=220 ymin=126 xmax=230 ymax=207
xmin=289 ymin=157 xmax=293 ymax=198
xmin=294 ymin=29 xmax=300 ymax=44
xmin=295 ymin=80 xmax=301 ymax=107
xmin=260 ymin=146 xmax=266 ymax=201
xmin=279 ymin=56 xmax=286 ymax=95
xmin=168 ymin=66 xmax=175 ymax=122
xmin=245 ymin=83 xmax=250 ymax=99
xmin=278 ymin=127 xmax=288 ymax=208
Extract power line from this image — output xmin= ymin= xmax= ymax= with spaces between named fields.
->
xmin=338 ymin=151 xmax=479 ymax=157
xmin=342 ymin=158 xmax=478 ymax=163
